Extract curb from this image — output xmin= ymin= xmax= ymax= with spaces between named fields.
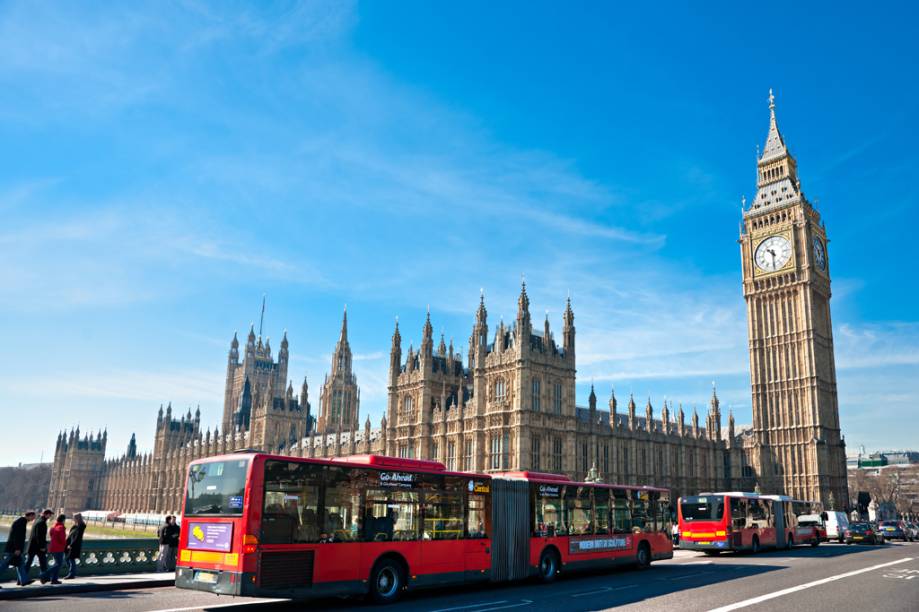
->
xmin=0 ymin=578 xmax=174 ymax=600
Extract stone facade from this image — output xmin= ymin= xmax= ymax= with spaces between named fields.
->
xmin=47 ymin=93 xmax=847 ymax=516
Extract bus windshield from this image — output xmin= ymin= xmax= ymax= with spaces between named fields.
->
xmin=184 ymin=458 xmax=250 ymax=516
xmin=680 ymin=496 xmax=725 ymax=522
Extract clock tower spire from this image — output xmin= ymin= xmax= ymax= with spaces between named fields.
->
xmin=739 ymin=90 xmax=848 ymax=509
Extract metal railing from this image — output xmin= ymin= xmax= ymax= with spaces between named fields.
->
xmin=1 ymin=539 xmax=164 ymax=581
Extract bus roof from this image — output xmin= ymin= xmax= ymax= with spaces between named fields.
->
xmin=189 ymin=452 xmax=491 ymax=479
xmin=495 ymin=471 xmax=669 ymax=492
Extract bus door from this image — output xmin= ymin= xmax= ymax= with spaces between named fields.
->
xmin=773 ymin=502 xmax=788 ymax=547
xmin=420 ymin=478 xmax=466 ymax=581
xmin=463 ymin=482 xmax=491 ymax=579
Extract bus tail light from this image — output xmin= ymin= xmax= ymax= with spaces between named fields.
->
xmin=243 ymin=534 xmax=258 ymax=554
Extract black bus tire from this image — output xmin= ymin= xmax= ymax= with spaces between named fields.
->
xmin=537 ymin=548 xmax=560 ymax=583
xmin=787 ymin=535 xmax=793 ymax=549
xmin=369 ymin=558 xmax=404 ymax=605
xmin=811 ymin=538 xmax=819 ymax=547
xmin=636 ymin=541 xmax=652 ymax=569
xmin=703 ymin=550 xmax=721 ymax=556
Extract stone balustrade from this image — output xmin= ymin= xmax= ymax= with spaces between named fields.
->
xmin=1 ymin=538 xmax=163 ymax=581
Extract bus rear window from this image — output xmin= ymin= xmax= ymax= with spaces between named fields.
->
xmin=185 ymin=459 xmax=250 ymax=516
xmin=680 ymin=497 xmax=724 ymax=522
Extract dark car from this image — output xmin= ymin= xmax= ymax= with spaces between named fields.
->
xmin=844 ymin=522 xmax=885 ymax=545
xmin=878 ymin=520 xmax=910 ymax=542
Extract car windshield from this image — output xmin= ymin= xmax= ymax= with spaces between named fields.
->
xmin=680 ymin=496 xmax=725 ymax=522
xmin=879 ymin=521 xmax=898 ymax=527
xmin=799 ymin=520 xmax=819 ymax=526
xmin=849 ymin=523 xmax=868 ymax=532
xmin=184 ymin=458 xmax=250 ymax=516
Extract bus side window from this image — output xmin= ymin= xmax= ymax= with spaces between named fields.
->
xmin=262 ymin=460 xmax=321 ymax=544
xmin=466 ymin=494 xmax=489 ymax=539
xmin=594 ymin=488 xmax=610 ymax=535
xmin=322 ymin=466 xmax=358 ymax=543
xmin=631 ymin=491 xmax=649 ymax=533
xmin=731 ymin=498 xmax=747 ymax=530
xmin=612 ymin=489 xmax=631 ymax=534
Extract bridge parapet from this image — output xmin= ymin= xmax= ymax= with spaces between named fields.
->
xmin=1 ymin=539 xmax=162 ymax=581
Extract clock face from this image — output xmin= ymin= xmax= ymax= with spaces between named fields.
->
xmin=754 ymin=235 xmax=792 ymax=272
xmin=813 ymin=237 xmax=827 ymax=271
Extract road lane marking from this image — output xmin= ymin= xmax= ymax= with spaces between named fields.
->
xmin=473 ymin=600 xmax=533 ymax=611
xmin=147 ymin=599 xmax=287 ymax=612
xmin=431 ymin=603 xmax=510 ymax=612
xmin=708 ymin=557 xmax=914 ymax=611
xmin=670 ymin=571 xmax=710 ymax=581
xmin=572 ymin=587 xmax=612 ymax=597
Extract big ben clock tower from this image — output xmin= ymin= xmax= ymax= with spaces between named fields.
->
xmin=739 ymin=90 xmax=848 ymax=509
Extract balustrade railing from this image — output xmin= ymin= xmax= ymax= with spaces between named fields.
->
xmin=1 ymin=539 xmax=165 ymax=580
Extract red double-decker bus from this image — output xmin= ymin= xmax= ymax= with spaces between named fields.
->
xmin=678 ymin=492 xmax=820 ymax=554
xmin=176 ymin=453 xmax=672 ymax=603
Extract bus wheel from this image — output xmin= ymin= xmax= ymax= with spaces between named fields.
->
xmin=538 ymin=548 xmax=560 ymax=583
xmin=751 ymin=536 xmax=760 ymax=554
xmin=786 ymin=535 xmax=794 ymax=549
xmin=369 ymin=558 xmax=404 ymax=605
xmin=636 ymin=542 xmax=652 ymax=569
xmin=703 ymin=551 xmax=720 ymax=557
xmin=811 ymin=538 xmax=819 ymax=547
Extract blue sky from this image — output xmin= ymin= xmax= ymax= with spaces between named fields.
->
xmin=1 ymin=1 xmax=917 ymax=466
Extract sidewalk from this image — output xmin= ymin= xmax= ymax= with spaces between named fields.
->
xmin=0 ymin=572 xmax=174 ymax=600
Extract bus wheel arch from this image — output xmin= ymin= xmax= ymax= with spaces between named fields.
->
xmin=537 ymin=546 xmax=561 ymax=583
xmin=368 ymin=553 xmax=408 ymax=605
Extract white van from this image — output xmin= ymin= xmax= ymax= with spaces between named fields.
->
xmin=822 ymin=511 xmax=850 ymax=542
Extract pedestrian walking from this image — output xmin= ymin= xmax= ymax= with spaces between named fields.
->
xmin=64 ymin=513 xmax=86 ymax=579
xmin=20 ymin=509 xmax=52 ymax=586
xmin=166 ymin=516 xmax=180 ymax=571
xmin=156 ymin=516 xmax=174 ymax=572
xmin=2 ymin=511 xmax=35 ymax=588
xmin=39 ymin=514 xmax=67 ymax=584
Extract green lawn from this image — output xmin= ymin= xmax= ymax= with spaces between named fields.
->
xmin=0 ymin=515 xmax=157 ymax=540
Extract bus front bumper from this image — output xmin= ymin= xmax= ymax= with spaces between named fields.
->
xmin=679 ymin=539 xmax=729 ymax=551
xmin=176 ymin=566 xmax=245 ymax=596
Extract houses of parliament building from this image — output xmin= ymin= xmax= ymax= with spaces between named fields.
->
xmin=47 ymin=93 xmax=850 ymax=515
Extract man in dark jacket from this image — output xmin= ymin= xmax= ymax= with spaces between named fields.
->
xmin=19 ymin=509 xmax=52 ymax=586
xmin=64 ymin=513 xmax=86 ymax=579
xmin=2 ymin=511 xmax=35 ymax=587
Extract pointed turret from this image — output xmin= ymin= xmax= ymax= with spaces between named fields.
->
xmin=645 ymin=397 xmax=654 ymax=432
xmin=588 ymin=384 xmax=597 ymax=423
xmin=516 ymin=278 xmax=531 ymax=347
xmin=562 ymin=295 xmax=575 ymax=357
xmin=438 ymin=333 xmax=447 ymax=357
xmin=749 ymin=89 xmax=803 ymax=214
xmin=389 ymin=318 xmax=402 ymax=382
xmin=421 ymin=306 xmax=434 ymax=358
xmin=708 ymin=382 xmax=722 ymax=440
xmin=627 ymin=394 xmax=636 ymax=431
xmin=678 ymin=403 xmax=685 ymax=437
xmin=127 ymin=433 xmax=137 ymax=459
xmin=662 ymin=400 xmax=671 ymax=435
xmin=609 ymin=388 xmax=617 ymax=430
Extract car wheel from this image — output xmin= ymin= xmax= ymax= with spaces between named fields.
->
xmin=538 ymin=548 xmax=560 ymax=584
xmin=369 ymin=558 xmax=404 ymax=605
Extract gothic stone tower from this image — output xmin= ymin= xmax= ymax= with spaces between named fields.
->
xmin=739 ymin=90 xmax=848 ymax=508
xmin=221 ymin=326 xmax=290 ymax=433
xmin=48 ymin=428 xmax=107 ymax=514
xmin=317 ymin=308 xmax=361 ymax=434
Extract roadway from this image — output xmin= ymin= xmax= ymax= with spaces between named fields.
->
xmin=4 ymin=541 xmax=917 ymax=612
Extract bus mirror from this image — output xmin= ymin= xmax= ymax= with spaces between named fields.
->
xmin=820 ymin=512 xmax=828 ymax=521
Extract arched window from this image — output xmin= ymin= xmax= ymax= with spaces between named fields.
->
xmin=403 ymin=395 xmax=413 ymax=413
xmin=531 ymin=378 xmax=541 ymax=411
xmin=495 ymin=378 xmax=507 ymax=401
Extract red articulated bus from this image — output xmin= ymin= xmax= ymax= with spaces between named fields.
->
xmin=678 ymin=492 xmax=820 ymax=554
xmin=176 ymin=453 xmax=673 ymax=603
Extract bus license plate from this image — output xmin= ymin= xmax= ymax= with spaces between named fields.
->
xmin=195 ymin=571 xmax=218 ymax=584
